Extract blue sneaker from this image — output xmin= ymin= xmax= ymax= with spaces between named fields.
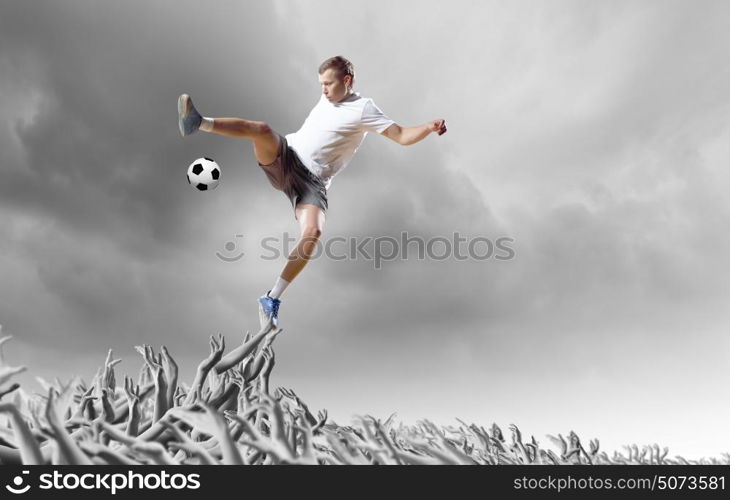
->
xmin=177 ymin=93 xmax=202 ymax=137
xmin=257 ymin=290 xmax=282 ymax=328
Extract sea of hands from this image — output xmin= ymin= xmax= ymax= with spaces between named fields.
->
xmin=0 ymin=317 xmax=726 ymax=465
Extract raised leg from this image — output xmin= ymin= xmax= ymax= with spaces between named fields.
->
xmin=207 ymin=118 xmax=281 ymax=166
xmin=178 ymin=94 xmax=282 ymax=165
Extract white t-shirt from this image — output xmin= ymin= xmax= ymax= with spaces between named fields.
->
xmin=286 ymin=91 xmax=395 ymax=190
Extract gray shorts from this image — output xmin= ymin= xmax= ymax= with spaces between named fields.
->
xmin=258 ymin=134 xmax=328 ymax=218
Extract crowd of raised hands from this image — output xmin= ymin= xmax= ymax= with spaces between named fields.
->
xmin=0 ymin=321 xmax=726 ymax=465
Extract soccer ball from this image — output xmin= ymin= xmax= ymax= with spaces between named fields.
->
xmin=187 ymin=157 xmax=220 ymax=191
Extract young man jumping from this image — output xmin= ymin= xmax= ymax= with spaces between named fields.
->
xmin=177 ymin=56 xmax=447 ymax=328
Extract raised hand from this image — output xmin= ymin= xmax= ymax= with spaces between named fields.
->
xmin=44 ymin=388 xmax=93 ymax=465
xmin=234 ymin=384 xmax=256 ymax=414
xmin=0 ymin=402 xmax=44 ymax=464
xmin=427 ymin=119 xmax=447 ymax=136
xmin=312 ymin=409 xmax=328 ymax=434
xmin=278 ymin=387 xmax=316 ymax=427
xmin=134 ymin=345 xmax=157 ymax=371
xmin=418 ymin=419 xmax=475 ymax=465
xmin=233 ymin=400 xmax=297 ymax=464
xmin=567 ymin=430 xmax=587 ymax=464
xmin=229 ymin=358 xmax=253 ymax=388
xmin=135 ymin=366 xmax=146 ymax=390
xmin=261 ymin=327 xmax=283 ymax=351
xmin=202 ymin=334 xmax=226 ymax=372
xmin=589 ymin=438 xmax=600 ymax=458
xmin=261 ymin=347 xmax=275 ymax=379
xmin=136 ymin=345 xmax=169 ymax=421
xmin=100 ymin=389 xmax=115 ymax=423
xmin=290 ymin=408 xmax=318 ymax=464
xmin=508 ymin=424 xmax=530 ymax=464
xmin=258 ymin=348 xmax=276 ymax=395
xmin=174 ymin=386 xmax=187 ymax=407
xmin=160 ymin=345 xmax=179 ymax=409
xmin=181 ymin=334 xmax=226 ymax=404
xmin=100 ymin=349 xmax=122 ymax=395
xmin=70 ymin=386 xmax=96 ymax=423
xmin=215 ymin=323 xmax=276 ymax=374
xmin=247 ymin=327 xmax=282 ymax=376
xmin=547 ymin=433 xmax=569 ymax=460
xmin=123 ymin=376 xmax=141 ymax=436
xmin=199 ymin=401 xmax=244 ymax=465
xmin=354 ymin=415 xmax=402 ymax=465
xmin=0 ymin=334 xmax=27 ymax=388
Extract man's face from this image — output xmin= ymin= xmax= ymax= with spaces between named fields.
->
xmin=319 ymin=68 xmax=351 ymax=103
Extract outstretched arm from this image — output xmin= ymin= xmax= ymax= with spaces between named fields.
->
xmin=381 ymin=120 xmax=447 ymax=146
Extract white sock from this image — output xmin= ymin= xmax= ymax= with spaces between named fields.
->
xmin=199 ymin=117 xmax=214 ymax=132
xmin=269 ymin=277 xmax=290 ymax=299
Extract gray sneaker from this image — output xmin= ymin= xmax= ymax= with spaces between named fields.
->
xmin=177 ymin=94 xmax=202 ymax=137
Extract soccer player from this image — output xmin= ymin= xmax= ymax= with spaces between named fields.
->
xmin=177 ymin=56 xmax=447 ymax=328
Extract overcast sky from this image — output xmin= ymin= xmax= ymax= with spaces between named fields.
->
xmin=1 ymin=0 xmax=729 ymax=459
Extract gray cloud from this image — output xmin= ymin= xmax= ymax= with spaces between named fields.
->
xmin=1 ymin=0 xmax=729 ymax=457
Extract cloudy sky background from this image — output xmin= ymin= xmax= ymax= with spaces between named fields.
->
xmin=1 ymin=0 xmax=729 ymax=458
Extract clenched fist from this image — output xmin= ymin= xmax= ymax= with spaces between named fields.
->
xmin=428 ymin=119 xmax=447 ymax=136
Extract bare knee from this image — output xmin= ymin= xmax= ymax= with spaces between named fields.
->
xmin=294 ymin=227 xmax=322 ymax=260
xmin=301 ymin=226 xmax=322 ymax=240
xmin=252 ymin=122 xmax=281 ymax=165
xmin=254 ymin=122 xmax=273 ymax=137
